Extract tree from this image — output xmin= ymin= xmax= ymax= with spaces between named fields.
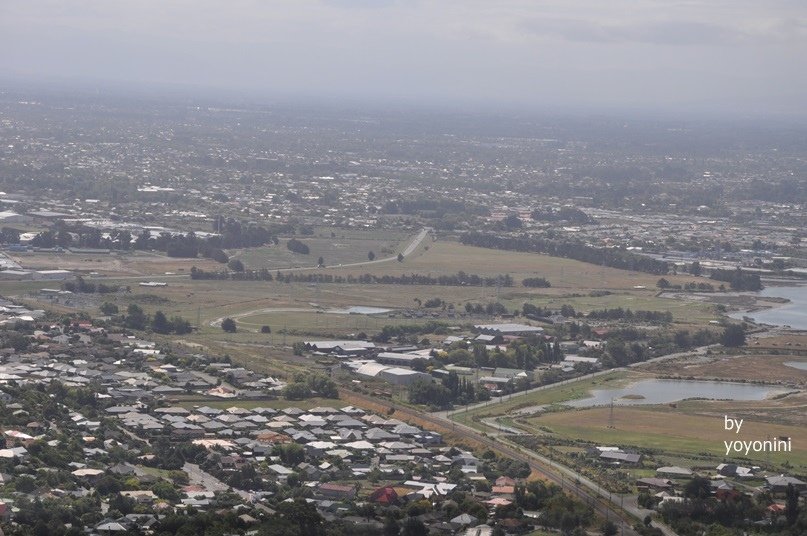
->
xmin=317 ymin=256 xmax=324 ymax=267
xmin=356 ymin=503 xmax=376 ymax=520
xmin=287 ymin=238 xmax=310 ymax=254
xmin=152 ymin=310 xmax=171 ymax=334
xmin=684 ymin=476 xmax=711 ymax=499
xmin=124 ymin=304 xmax=148 ymax=330
xmin=171 ymin=316 xmax=192 ymax=334
xmin=504 ymin=213 xmax=522 ymax=229
xmin=276 ymin=499 xmax=324 ymax=536
xmin=397 ymin=253 xmax=404 ymax=262
xmin=221 ymin=318 xmax=237 ymax=333
xmin=401 ymin=517 xmax=428 ymax=536
xmin=368 ymin=251 xmax=376 ymax=261
xmin=109 ymin=493 xmax=135 ymax=515
xmin=785 ymin=483 xmax=799 ymax=526
xmin=100 ymin=302 xmax=119 ymax=315
xmin=260 ymin=325 xmax=271 ymax=334
xmin=209 ymin=248 xmax=229 ymax=263
xmin=689 ymin=261 xmax=702 ymax=276
xmin=152 ymin=480 xmax=181 ymax=502
xmin=384 ymin=515 xmax=400 ymax=536
xmin=656 ymin=278 xmax=670 ymax=289
xmin=600 ymin=520 xmax=618 ymax=536
xmin=274 ymin=443 xmax=305 ymax=465
xmin=15 ymin=475 xmax=36 ymax=493
xmin=227 ymin=259 xmax=244 ymax=272
xmin=720 ymin=324 xmax=745 ymax=347
xmin=283 ymin=382 xmax=311 ymax=400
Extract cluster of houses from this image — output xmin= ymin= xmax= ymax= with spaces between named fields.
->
xmin=303 ymin=322 xmax=603 ymax=392
xmin=0 ymin=298 xmax=46 ymax=326
xmin=585 ymin=446 xmax=807 ymax=515
xmin=0 ymin=315 xmax=547 ymax=534
xmin=86 ymin=401 xmax=540 ymax=534
xmin=0 ymin=324 xmax=285 ymax=404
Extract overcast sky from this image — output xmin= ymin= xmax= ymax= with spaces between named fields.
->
xmin=2 ymin=0 xmax=806 ymax=116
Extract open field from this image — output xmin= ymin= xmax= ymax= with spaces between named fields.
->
xmin=641 ymin=351 xmax=807 ymax=387
xmin=231 ymin=229 xmax=407 ymax=270
xmin=1 ymin=238 xmax=723 ymax=383
xmin=45 ymin=239 xmax=715 ymax=331
xmin=7 ymin=250 xmax=221 ymax=276
xmin=4 ymin=238 xmax=717 ymax=325
xmin=747 ymin=331 xmax=807 ymax=352
xmin=522 ymin=404 xmax=807 ymax=469
xmin=333 ymin=240 xmax=705 ymax=290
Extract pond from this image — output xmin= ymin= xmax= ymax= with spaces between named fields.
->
xmin=730 ymin=284 xmax=807 ymax=330
xmin=784 ymin=361 xmax=807 ymax=372
xmin=565 ymin=379 xmax=788 ymax=408
xmin=324 ymin=306 xmax=393 ymax=315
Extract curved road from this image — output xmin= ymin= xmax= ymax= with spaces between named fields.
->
xmin=253 ymin=227 xmax=432 ymax=273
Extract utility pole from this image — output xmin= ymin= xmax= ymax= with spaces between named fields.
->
xmin=608 ymin=398 xmax=615 ymax=429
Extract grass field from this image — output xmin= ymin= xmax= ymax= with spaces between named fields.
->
xmin=523 ymin=405 xmax=807 ymax=469
xmin=7 ymin=250 xmax=220 ymax=276
xmin=4 ymin=238 xmax=716 ymax=326
xmin=642 ymin=352 xmax=807 ymax=386
xmin=0 ymin=237 xmax=721 ymax=382
xmin=53 ymin=239 xmax=715 ymax=335
xmin=231 ymin=229 xmax=407 ymax=270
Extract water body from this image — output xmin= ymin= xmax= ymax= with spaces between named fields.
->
xmin=325 ymin=306 xmax=392 ymax=315
xmin=784 ymin=361 xmax=807 ymax=372
xmin=730 ymin=284 xmax=807 ymax=330
xmin=566 ymin=379 xmax=787 ymax=408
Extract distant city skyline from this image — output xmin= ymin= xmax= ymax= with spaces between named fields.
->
xmin=2 ymin=0 xmax=806 ymax=117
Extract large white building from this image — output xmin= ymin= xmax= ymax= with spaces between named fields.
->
xmin=473 ymin=323 xmax=544 ymax=336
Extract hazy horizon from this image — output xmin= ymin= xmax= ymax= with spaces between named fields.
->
xmin=2 ymin=1 xmax=807 ymax=118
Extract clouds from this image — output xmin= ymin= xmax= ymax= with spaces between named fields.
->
xmin=0 ymin=0 xmax=805 ymax=115
xmin=521 ymin=18 xmax=750 ymax=46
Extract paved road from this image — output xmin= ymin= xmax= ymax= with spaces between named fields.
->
xmin=283 ymin=226 xmax=431 ymax=271
xmin=184 ymin=462 xmax=229 ymax=493
xmin=184 ymin=463 xmax=276 ymax=514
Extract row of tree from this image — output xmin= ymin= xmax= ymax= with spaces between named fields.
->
xmin=441 ymin=338 xmax=564 ymax=371
xmin=190 ymin=267 xmax=514 ymax=287
xmin=26 ymin=218 xmax=279 ymax=260
xmin=709 ymin=268 xmax=764 ymax=291
xmin=522 ymin=276 xmax=551 ymax=287
xmin=111 ymin=304 xmax=192 ymax=334
xmin=460 ymin=232 xmax=670 ymax=275
xmin=286 ymin=238 xmax=310 ymax=254
xmin=586 ymin=307 xmax=673 ymax=324
xmin=63 ymin=277 xmax=123 ymax=294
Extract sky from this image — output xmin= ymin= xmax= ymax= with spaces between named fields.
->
xmin=1 ymin=0 xmax=806 ymax=116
